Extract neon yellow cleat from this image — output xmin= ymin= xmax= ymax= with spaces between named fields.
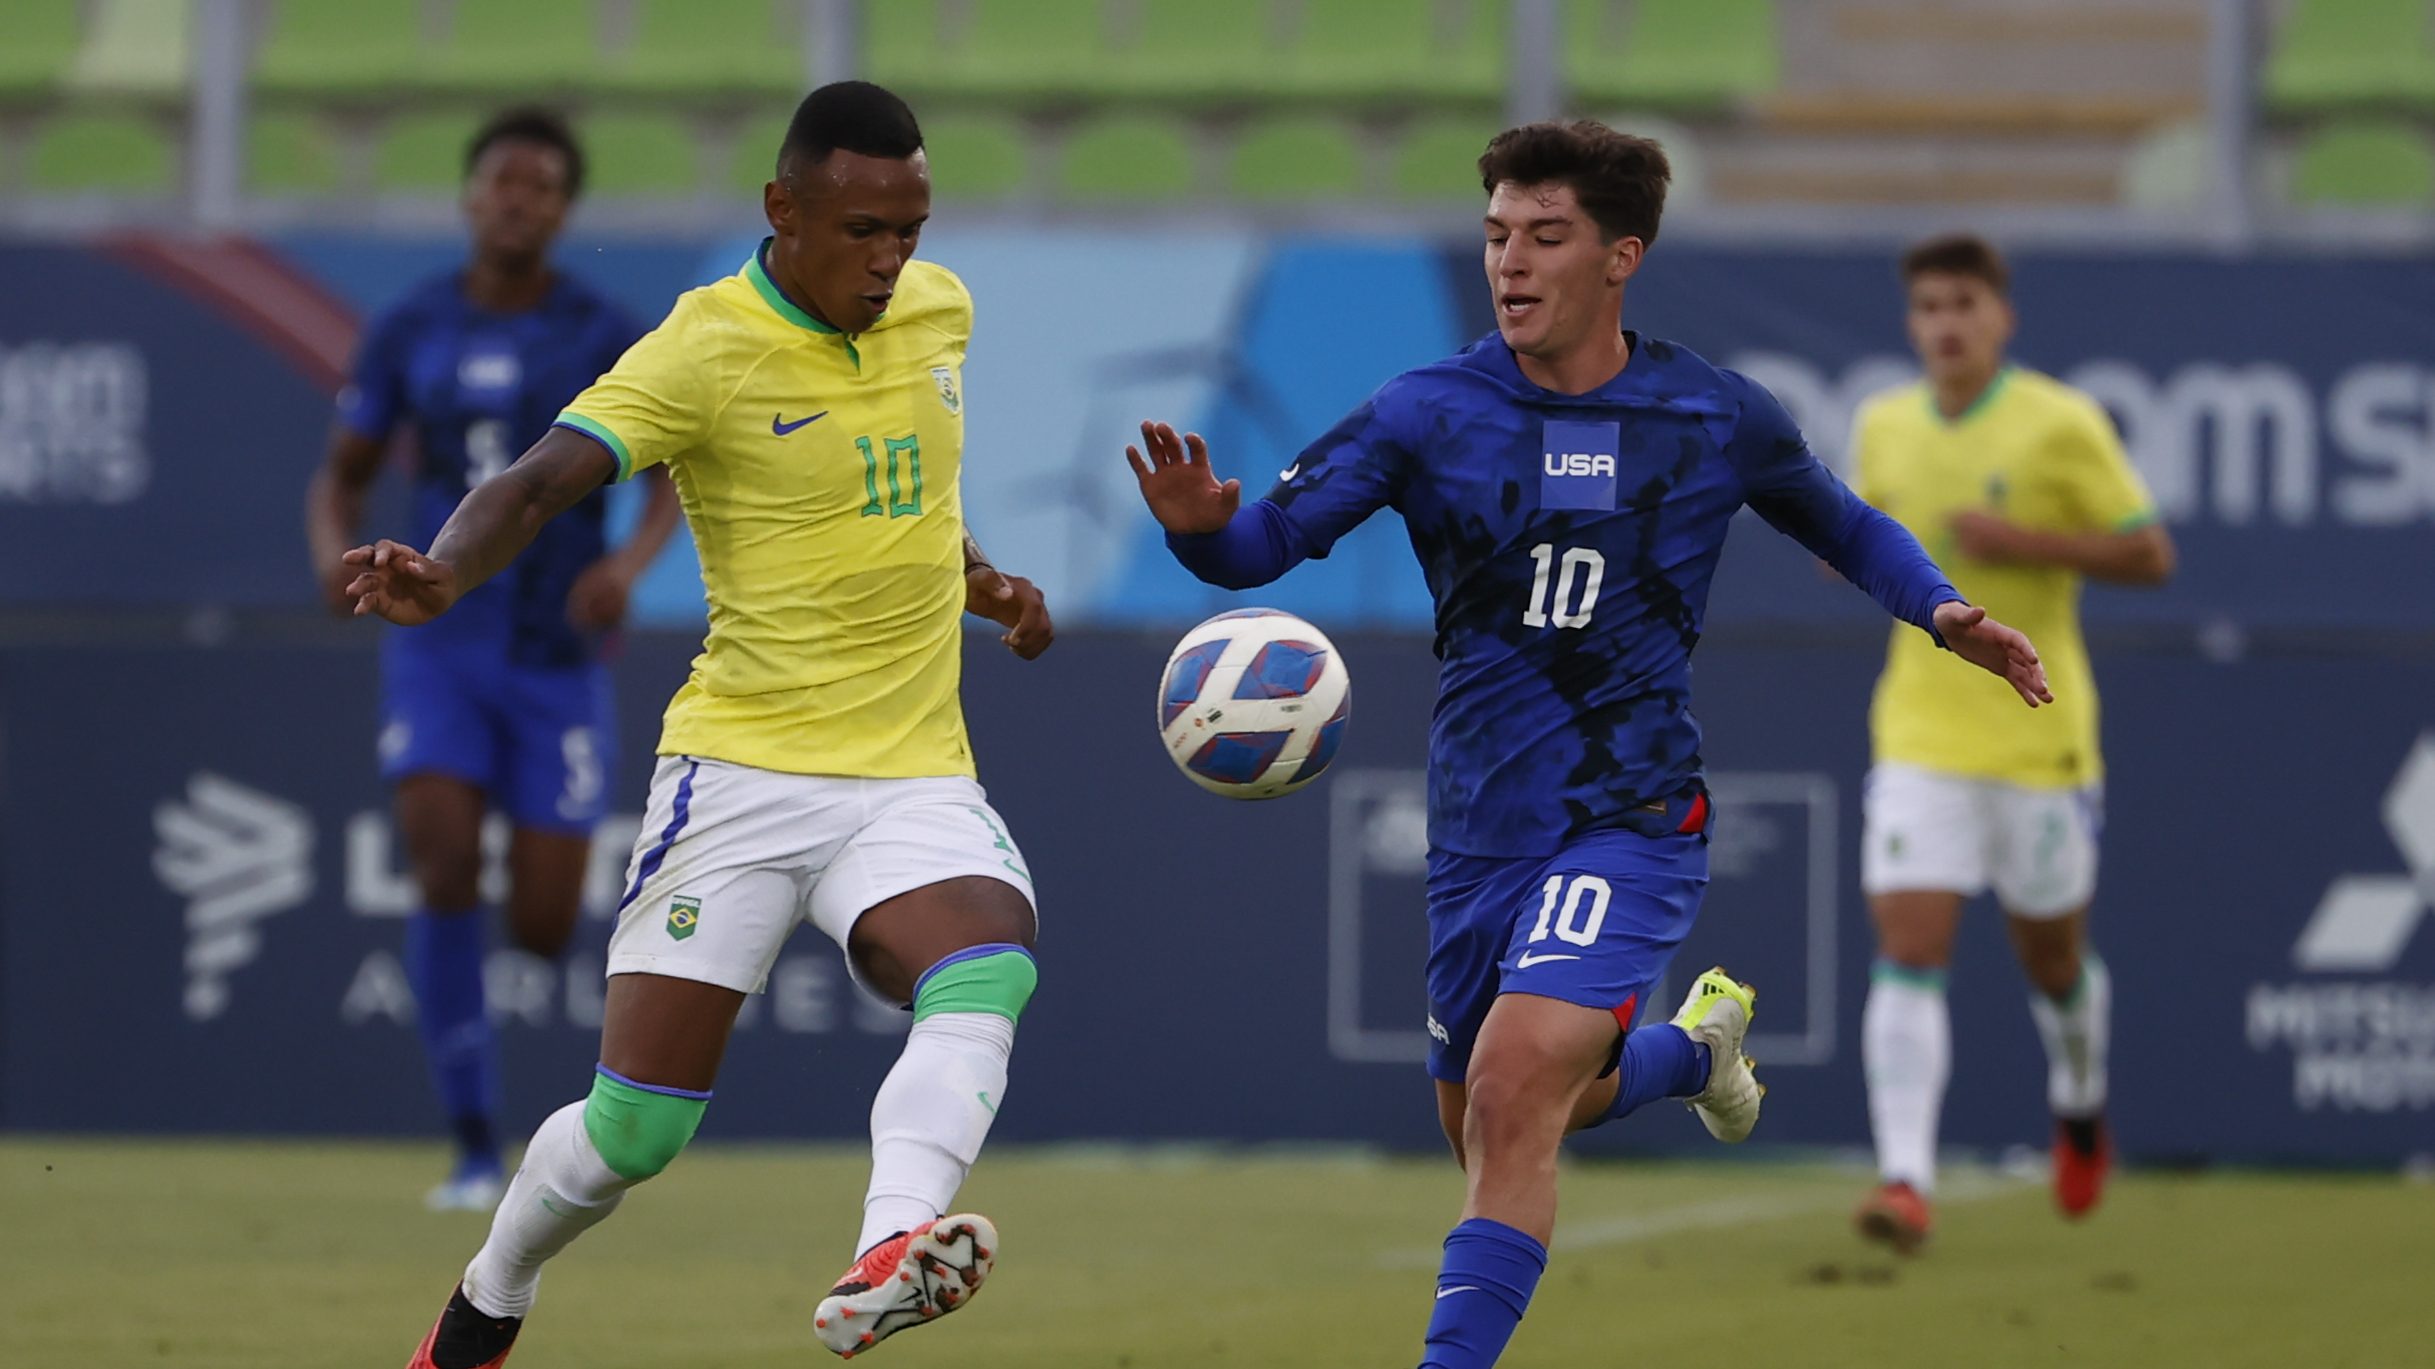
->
xmin=1671 ymin=968 xmax=1763 ymax=1143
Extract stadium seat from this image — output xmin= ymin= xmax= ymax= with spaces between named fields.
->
xmin=939 ymin=0 xmax=1115 ymax=101
xmin=0 ymin=0 xmax=81 ymax=101
xmin=1391 ymin=116 xmax=1503 ymax=199
xmin=2266 ymin=0 xmax=2435 ymax=112
xmin=609 ymin=0 xmax=802 ymax=97
xmin=1125 ymin=0 xmax=1277 ymax=101
xmin=1228 ymin=116 xmax=1365 ymax=200
xmin=1567 ymin=0 xmax=1781 ymax=110
xmin=424 ymin=0 xmax=601 ymax=97
xmin=2290 ymin=120 xmax=2435 ymax=205
xmin=864 ymin=0 xmax=944 ymax=91
xmin=730 ymin=113 xmax=791 ymax=193
xmin=1278 ymin=0 xmax=1503 ymax=103
xmin=375 ymin=111 xmax=481 ymax=192
xmin=69 ymin=0 xmax=190 ymax=100
xmin=254 ymin=0 xmax=422 ymax=99
xmin=583 ymin=112 xmax=702 ymax=196
xmin=1059 ymin=116 xmax=1195 ymax=200
xmin=923 ymin=114 xmax=1031 ymax=199
xmin=26 ymin=112 xmax=175 ymax=193
xmin=249 ymin=112 xmax=343 ymax=194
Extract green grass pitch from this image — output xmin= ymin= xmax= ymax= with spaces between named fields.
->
xmin=3 ymin=1138 xmax=2419 ymax=1367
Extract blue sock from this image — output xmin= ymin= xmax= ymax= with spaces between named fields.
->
xmin=403 ymin=908 xmax=499 ymax=1169
xmin=1599 ymin=1024 xmax=1712 ymax=1126
xmin=1419 ymin=1218 xmax=1547 ymax=1368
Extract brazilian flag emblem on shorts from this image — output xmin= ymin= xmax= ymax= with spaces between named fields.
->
xmin=667 ymin=895 xmax=701 ymax=941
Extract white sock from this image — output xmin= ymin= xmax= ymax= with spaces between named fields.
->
xmin=1863 ymin=963 xmax=1950 ymax=1194
xmin=2029 ymin=955 xmax=2111 ymax=1118
xmin=855 ymin=1011 xmax=1015 ymax=1256
xmin=461 ymin=1100 xmax=633 ymax=1318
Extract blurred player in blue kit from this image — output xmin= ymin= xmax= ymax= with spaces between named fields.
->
xmin=306 ymin=108 xmax=681 ymax=1210
xmin=1131 ymin=122 xmax=2051 ymax=1368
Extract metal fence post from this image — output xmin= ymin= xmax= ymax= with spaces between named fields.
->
xmin=1507 ymin=0 xmax=1561 ymax=128
xmin=190 ymin=0 xmax=249 ymax=231
xmin=808 ymin=0 xmax=860 ymax=87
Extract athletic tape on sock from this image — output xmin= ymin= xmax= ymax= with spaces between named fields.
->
xmin=581 ymin=1067 xmax=708 ymax=1182
xmin=911 ymin=944 xmax=1038 ymax=1023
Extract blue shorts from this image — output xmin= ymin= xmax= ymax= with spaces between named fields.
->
xmin=379 ymin=641 xmax=615 ymax=834
xmin=1424 ymin=794 xmax=1711 ymax=1084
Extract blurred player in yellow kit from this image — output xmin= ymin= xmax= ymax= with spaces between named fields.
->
xmin=349 ymin=82 xmax=1054 ymax=1365
xmin=1849 ymin=235 xmax=2175 ymax=1252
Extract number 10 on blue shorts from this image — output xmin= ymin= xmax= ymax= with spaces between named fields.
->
xmin=1421 ymin=814 xmax=1710 ymax=1084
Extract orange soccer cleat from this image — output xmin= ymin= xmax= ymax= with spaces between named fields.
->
xmin=813 ymin=1213 xmax=999 ymax=1359
xmin=404 ymin=1286 xmax=521 ymax=1369
xmin=2053 ymin=1116 xmax=2112 ymax=1218
xmin=1854 ymin=1181 xmax=1935 ymax=1255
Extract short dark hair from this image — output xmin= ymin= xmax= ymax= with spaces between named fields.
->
xmin=777 ymin=80 xmax=924 ymax=180
xmin=1900 ymin=233 xmax=2009 ymax=294
xmin=1477 ymin=120 xmax=1671 ymax=245
xmin=465 ymin=106 xmax=584 ymax=197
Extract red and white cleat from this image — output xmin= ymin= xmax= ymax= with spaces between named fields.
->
xmin=813 ymin=1213 xmax=998 ymax=1359
xmin=2053 ymin=1116 xmax=2112 ymax=1219
xmin=404 ymin=1286 xmax=521 ymax=1369
xmin=1854 ymin=1181 xmax=1935 ymax=1256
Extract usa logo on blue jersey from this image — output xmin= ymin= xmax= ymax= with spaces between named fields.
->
xmin=1540 ymin=420 xmax=1619 ymax=511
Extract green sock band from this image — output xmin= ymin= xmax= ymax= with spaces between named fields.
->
xmin=582 ymin=1070 xmax=707 ymax=1182
xmin=912 ymin=946 xmax=1038 ymax=1024
xmin=2048 ymin=954 xmax=2105 ymax=1008
xmin=1872 ymin=960 xmax=1948 ymax=992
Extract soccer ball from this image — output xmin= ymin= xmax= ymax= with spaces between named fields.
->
xmin=1157 ymin=608 xmax=1352 ymax=800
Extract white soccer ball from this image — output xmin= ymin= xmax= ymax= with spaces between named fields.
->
xmin=1157 ymin=608 xmax=1352 ymax=800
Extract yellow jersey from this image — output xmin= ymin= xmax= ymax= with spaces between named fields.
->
xmin=555 ymin=245 xmax=975 ymax=778
xmin=1854 ymin=367 xmax=2157 ymax=788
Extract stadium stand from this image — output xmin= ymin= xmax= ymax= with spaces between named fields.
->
xmin=2290 ymin=117 xmax=2435 ymax=203
xmin=1058 ymin=114 xmax=1197 ymax=199
xmin=0 ymin=0 xmax=2429 ymax=215
xmin=0 ymin=0 xmax=82 ymax=102
xmin=1229 ymin=115 xmax=1367 ymax=200
xmin=248 ymin=110 xmax=342 ymax=194
xmin=608 ymin=0 xmax=804 ymax=98
xmin=2265 ymin=0 xmax=2435 ymax=113
xmin=27 ymin=109 xmax=175 ymax=193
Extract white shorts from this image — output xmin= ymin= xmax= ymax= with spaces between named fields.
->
xmin=606 ymin=756 xmax=1036 ymax=997
xmin=1860 ymin=763 xmax=2101 ymax=918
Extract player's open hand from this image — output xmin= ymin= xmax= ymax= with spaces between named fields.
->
xmin=565 ymin=557 xmax=637 ymax=631
xmin=1127 ymin=420 xmax=1240 ymax=535
xmin=1933 ymin=600 xmax=2052 ymax=707
xmin=343 ymin=539 xmax=460 ymax=627
xmin=967 ymin=565 xmax=1054 ymax=660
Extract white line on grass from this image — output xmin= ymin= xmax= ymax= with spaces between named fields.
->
xmin=1373 ymin=1166 xmax=2037 ymax=1269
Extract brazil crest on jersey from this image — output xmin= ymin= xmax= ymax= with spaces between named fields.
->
xmin=1269 ymin=332 xmax=1952 ymax=858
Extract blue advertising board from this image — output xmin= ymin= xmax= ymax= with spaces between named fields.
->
xmin=5 ymin=630 xmax=2427 ymax=1163
xmin=10 ymin=233 xmax=2435 ymax=638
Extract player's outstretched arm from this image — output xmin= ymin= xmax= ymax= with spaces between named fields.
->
xmin=962 ymin=529 xmax=1054 ymax=660
xmin=346 ymin=427 xmax=616 ymax=626
xmin=1127 ymin=420 xmax=1239 ymax=534
xmin=1930 ymin=600 xmax=2052 ymax=707
xmin=1128 ymin=420 xmax=1315 ymax=591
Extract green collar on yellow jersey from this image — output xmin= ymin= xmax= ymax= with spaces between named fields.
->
xmin=1928 ymin=364 xmax=2011 ymax=426
xmin=747 ymin=240 xmax=860 ymax=368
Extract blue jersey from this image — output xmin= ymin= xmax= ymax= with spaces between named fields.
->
xmin=1251 ymin=332 xmax=1955 ymax=857
xmin=339 ymin=271 xmax=640 ymax=668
